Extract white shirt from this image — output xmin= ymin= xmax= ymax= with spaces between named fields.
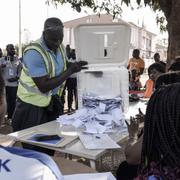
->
xmin=0 ymin=146 xmax=64 ymax=180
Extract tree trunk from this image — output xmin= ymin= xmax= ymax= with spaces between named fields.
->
xmin=166 ymin=1 xmax=180 ymax=68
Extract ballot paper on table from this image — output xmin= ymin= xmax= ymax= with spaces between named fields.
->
xmin=56 ymin=114 xmax=74 ymax=125
xmin=84 ymin=121 xmax=107 ymax=134
xmin=79 ymin=134 xmax=121 ymax=149
xmin=111 ymin=107 xmax=125 ymax=126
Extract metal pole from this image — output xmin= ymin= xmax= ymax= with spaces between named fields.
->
xmin=19 ymin=0 xmax=22 ymax=58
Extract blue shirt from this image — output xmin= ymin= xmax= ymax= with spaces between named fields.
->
xmin=23 ymin=37 xmax=64 ymax=94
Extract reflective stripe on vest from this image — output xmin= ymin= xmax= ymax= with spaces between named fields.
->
xmin=57 ymin=44 xmax=67 ymax=96
xmin=17 ymin=40 xmax=67 ymax=107
xmin=19 ymin=79 xmax=51 ymax=97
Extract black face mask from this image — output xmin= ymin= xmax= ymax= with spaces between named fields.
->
xmin=43 ymin=27 xmax=64 ymax=51
xmin=6 ymin=44 xmax=15 ymax=57
xmin=9 ymin=51 xmax=15 ymax=56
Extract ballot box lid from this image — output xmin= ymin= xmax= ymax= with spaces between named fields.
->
xmin=74 ymin=23 xmax=131 ymax=67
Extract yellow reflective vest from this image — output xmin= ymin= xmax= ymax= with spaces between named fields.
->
xmin=17 ymin=40 xmax=67 ymax=107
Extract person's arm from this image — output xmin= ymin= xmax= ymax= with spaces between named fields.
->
xmin=23 ymin=49 xmax=87 ymax=94
xmin=139 ymin=68 xmax=144 ymax=75
xmin=125 ymin=116 xmax=143 ymax=165
xmin=125 ymin=135 xmax=143 ymax=165
xmin=127 ymin=59 xmax=131 ymax=69
xmin=0 ymin=58 xmax=6 ymax=68
xmin=138 ymin=59 xmax=145 ymax=75
xmin=32 ymin=61 xmax=86 ymax=93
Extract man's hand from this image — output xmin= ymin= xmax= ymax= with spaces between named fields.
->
xmin=68 ymin=61 xmax=88 ymax=74
xmin=32 ymin=61 xmax=88 ymax=94
xmin=125 ymin=116 xmax=139 ymax=139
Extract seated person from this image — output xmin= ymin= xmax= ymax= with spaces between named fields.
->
xmin=127 ymin=49 xmax=145 ymax=77
xmin=143 ymin=78 xmax=153 ymax=98
xmin=117 ymin=83 xmax=180 ymax=180
xmin=143 ymin=65 xmax=154 ymax=98
xmin=143 ymin=62 xmax=165 ymax=98
xmin=128 ymin=49 xmax=145 ymax=91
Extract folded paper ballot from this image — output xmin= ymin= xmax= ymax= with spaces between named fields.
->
xmin=79 ymin=134 xmax=121 ymax=150
xmin=85 ymin=121 xmax=106 ymax=134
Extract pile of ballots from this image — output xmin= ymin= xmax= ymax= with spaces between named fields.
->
xmin=57 ymin=94 xmax=126 ymax=134
xmin=83 ymin=94 xmax=122 ymax=112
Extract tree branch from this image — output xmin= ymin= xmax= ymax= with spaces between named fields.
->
xmin=157 ymin=0 xmax=172 ymax=19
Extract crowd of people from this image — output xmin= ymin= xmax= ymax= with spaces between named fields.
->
xmin=128 ymin=49 xmax=168 ymax=98
xmin=0 ymin=16 xmax=180 ymax=180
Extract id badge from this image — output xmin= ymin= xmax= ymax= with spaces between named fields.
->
xmin=9 ymin=68 xmax=14 ymax=76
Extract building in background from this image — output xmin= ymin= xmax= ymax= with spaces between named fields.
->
xmin=63 ymin=14 xmax=167 ymax=69
xmin=155 ymin=38 xmax=168 ymax=61
xmin=129 ymin=22 xmax=156 ymax=70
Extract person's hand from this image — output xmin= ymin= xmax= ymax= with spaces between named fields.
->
xmin=125 ymin=116 xmax=139 ymax=139
xmin=135 ymin=108 xmax=145 ymax=123
xmin=68 ymin=61 xmax=88 ymax=74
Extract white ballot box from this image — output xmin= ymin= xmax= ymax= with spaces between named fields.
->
xmin=74 ymin=23 xmax=131 ymax=112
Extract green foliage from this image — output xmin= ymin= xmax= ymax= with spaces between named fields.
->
xmin=47 ymin=0 xmax=166 ymax=19
xmin=47 ymin=0 xmax=122 ymax=18
xmin=121 ymin=0 xmax=162 ymax=10
xmin=156 ymin=15 xmax=167 ymax=32
xmin=47 ymin=0 xmax=169 ymax=18
xmin=48 ymin=0 xmax=168 ymax=30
